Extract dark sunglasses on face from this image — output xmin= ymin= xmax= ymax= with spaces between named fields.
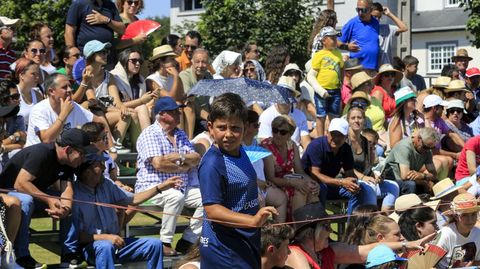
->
xmin=383 ymin=72 xmax=396 ymax=77
xmin=184 ymin=45 xmax=198 ymax=50
xmin=127 ymin=0 xmax=139 ymax=6
xmin=97 ymin=50 xmax=109 ymax=56
xmin=30 ymin=48 xmax=46 ymax=55
xmin=448 ymin=108 xmax=463 ymax=114
xmin=351 ymin=100 xmax=367 ymax=109
xmin=356 ymin=7 xmax=369 ymax=13
xmin=244 ymin=67 xmax=256 ymax=73
xmin=272 ymin=127 xmax=290 ymax=136
xmin=6 ymin=93 xmax=20 ymax=101
xmin=128 ymin=58 xmax=143 ymax=65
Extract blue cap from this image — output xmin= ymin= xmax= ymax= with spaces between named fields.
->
xmin=83 ymin=40 xmax=111 ymax=59
xmin=366 ymin=245 xmax=407 ymax=268
xmin=153 ymin=97 xmax=185 ymax=115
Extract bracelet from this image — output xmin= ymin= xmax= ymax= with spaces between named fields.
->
xmin=105 ymin=17 xmax=112 ymax=24
xmin=402 ymin=240 xmax=407 ymax=251
xmin=57 ymin=118 xmax=65 ymax=124
xmin=156 ymin=185 xmax=162 ymax=193
xmin=339 ymin=43 xmax=349 ymax=50
xmin=80 ymin=82 xmax=88 ymax=88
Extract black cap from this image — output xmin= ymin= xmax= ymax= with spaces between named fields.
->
xmin=292 ymin=202 xmax=328 ymax=234
xmin=57 ymin=128 xmax=91 ymax=152
xmin=74 ymin=145 xmax=108 ymax=176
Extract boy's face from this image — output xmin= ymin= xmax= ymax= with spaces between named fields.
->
xmin=270 ymin=239 xmax=290 ymax=267
xmin=406 ymin=63 xmax=417 ymax=75
xmin=322 ymin=35 xmax=337 ymax=50
xmin=208 ymin=117 xmax=245 ymax=155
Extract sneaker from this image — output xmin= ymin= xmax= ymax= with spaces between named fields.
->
xmin=115 ymin=138 xmax=131 ymax=154
xmin=15 ymin=255 xmax=47 ymax=269
xmin=60 ymin=253 xmax=87 ymax=269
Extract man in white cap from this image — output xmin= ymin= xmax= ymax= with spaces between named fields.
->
xmin=302 ymin=118 xmax=377 ymax=215
xmin=0 ymin=16 xmax=19 ymax=79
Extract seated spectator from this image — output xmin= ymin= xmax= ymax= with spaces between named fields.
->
xmin=261 ymin=115 xmax=319 ymax=221
xmin=161 ymin=34 xmax=182 ymax=56
xmin=444 ymin=99 xmax=473 ymax=143
xmin=0 ymin=16 xmax=19 ymax=79
xmin=72 ymin=147 xmax=178 ymax=269
xmin=416 ymin=76 xmax=450 ymax=112
xmin=341 ymin=58 xmax=363 ymax=106
xmin=436 ymin=192 xmax=480 ymax=268
xmin=444 ymin=79 xmax=476 ymax=119
xmin=392 ymin=56 xmax=416 ymax=92
xmin=302 ymin=118 xmax=377 ymax=215
xmin=387 ymin=193 xmax=424 ymax=222
xmin=260 ymin=223 xmax=294 ymax=269
xmin=14 ymin=58 xmax=43 ymax=128
xmin=243 ymin=59 xmax=265 ymax=81
xmin=212 ymin=50 xmax=242 ymax=79
xmin=403 ymin=55 xmax=426 ymax=91
xmin=455 ymin=135 xmax=480 ymax=196
xmin=371 ymin=64 xmax=403 ymax=118
xmin=399 ymin=206 xmax=438 ymax=241
xmin=136 ymin=97 xmax=202 ymax=256
xmin=382 ymin=127 xmax=439 ymax=194
xmin=452 ymin=48 xmax=472 ymax=80
xmin=57 ymin=46 xmax=82 ymax=93
xmin=365 ymin=245 xmax=407 ymax=269
xmin=0 ymin=128 xmax=90 ymax=268
xmin=388 ymin=86 xmax=423 ymax=150
xmin=442 ymin=63 xmax=461 ymax=80
xmin=430 ymin=178 xmax=462 ymax=228
xmin=0 ymin=192 xmax=21 ymax=259
xmin=346 ymin=106 xmax=399 ymax=211
xmin=29 ymin=22 xmax=57 ymax=74
xmin=0 ymin=80 xmax=26 ymax=165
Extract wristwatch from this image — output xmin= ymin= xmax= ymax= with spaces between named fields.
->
xmin=180 ymin=152 xmax=186 ymax=166
xmin=109 ymin=146 xmax=117 ymax=153
xmin=9 ymin=135 xmax=19 ymax=143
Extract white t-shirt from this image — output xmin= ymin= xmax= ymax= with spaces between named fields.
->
xmin=378 ymin=24 xmax=399 ymax=65
xmin=26 ymin=99 xmax=94 ymax=147
xmin=436 ymin=223 xmax=480 ymax=269
xmin=258 ymin=105 xmax=309 ymax=147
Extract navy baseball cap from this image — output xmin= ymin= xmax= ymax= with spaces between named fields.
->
xmin=74 ymin=145 xmax=108 ymax=176
xmin=153 ymin=96 xmax=185 ymax=115
xmin=58 ymin=128 xmax=91 ymax=152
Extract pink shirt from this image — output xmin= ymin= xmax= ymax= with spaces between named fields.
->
xmin=455 ymin=136 xmax=480 ymax=180
xmin=341 ymin=79 xmax=352 ymax=106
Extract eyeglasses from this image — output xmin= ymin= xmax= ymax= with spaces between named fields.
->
xmin=351 ymin=100 xmax=368 ymax=109
xmin=127 ymin=0 xmax=139 ymax=6
xmin=272 ymin=127 xmax=290 ymax=136
xmin=128 ymin=58 xmax=143 ymax=65
xmin=243 ymin=67 xmax=256 ymax=73
xmin=30 ymin=48 xmax=46 ymax=55
xmin=356 ymin=7 xmax=370 ymax=13
xmin=448 ymin=108 xmax=463 ymax=114
xmin=184 ymin=45 xmax=198 ymax=51
xmin=97 ymin=50 xmax=109 ymax=56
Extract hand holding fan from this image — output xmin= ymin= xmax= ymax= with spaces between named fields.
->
xmin=121 ymin=20 xmax=161 ymax=40
xmin=401 ymin=244 xmax=447 ymax=269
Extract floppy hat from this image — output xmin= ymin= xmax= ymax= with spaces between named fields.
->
xmin=388 ymin=194 xmax=422 ymax=222
xmin=149 ymin=45 xmax=178 ymax=61
xmin=153 ymin=96 xmax=186 ymax=114
xmin=319 ymin=26 xmax=340 ymax=39
xmin=445 ymin=99 xmax=467 ymax=114
xmin=452 ymin=48 xmax=473 ymax=61
xmin=277 ymin=76 xmax=301 ymax=98
xmin=83 ymin=40 xmax=112 ymax=59
xmin=466 ymin=67 xmax=480 ymax=78
xmin=431 ymin=76 xmax=452 ymax=88
xmin=365 ymin=244 xmax=407 ymax=269
xmin=328 ymin=118 xmax=348 ymax=136
xmin=348 ymin=91 xmax=371 ymax=107
xmin=292 ymin=202 xmax=328 ymax=234
xmin=373 ymin=64 xmax=403 ymax=85
xmin=431 ymin=178 xmax=463 ymax=200
xmin=445 ymin=192 xmax=480 ymax=215
xmin=57 ymin=128 xmax=91 ymax=152
xmin=282 ymin=63 xmax=304 ymax=78
xmin=344 ymin=58 xmax=363 ymax=71
xmin=423 ymin=94 xmax=448 ymax=108
xmin=351 ymin=71 xmax=372 ymax=91
xmin=444 ymin=80 xmax=469 ymax=94
xmin=394 ymin=86 xmax=416 ymax=106
xmin=0 ymin=16 xmax=20 ymax=27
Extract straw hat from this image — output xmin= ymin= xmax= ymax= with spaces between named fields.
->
xmin=344 ymin=58 xmax=363 ymax=71
xmin=444 ymin=80 xmax=469 ymax=94
xmin=430 ymin=178 xmax=462 ymax=200
xmin=278 ymin=76 xmax=301 ymax=98
xmin=351 ymin=71 xmax=372 ymax=91
xmin=348 ymin=91 xmax=371 ymax=107
xmin=373 ymin=64 xmax=403 ymax=85
xmin=388 ymin=194 xmax=422 ymax=222
xmin=445 ymin=193 xmax=480 ymax=215
xmin=431 ymin=76 xmax=451 ymax=88
xmin=150 ymin=45 xmax=177 ymax=61
xmin=451 ymin=48 xmax=473 ymax=62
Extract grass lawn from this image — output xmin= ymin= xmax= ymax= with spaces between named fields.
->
xmin=30 ymin=213 xmax=187 ymax=265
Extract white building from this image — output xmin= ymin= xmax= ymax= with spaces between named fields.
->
xmin=170 ymin=0 xmax=480 ymax=81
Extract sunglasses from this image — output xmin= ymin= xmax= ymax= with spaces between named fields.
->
xmin=128 ymin=58 xmax=143 ymax=65
xmin=243 ymin=67 xmax=256 ymax=73
xmin=356 ymin=7 xmax=370 ymax=13
xmin=383 ymin=72 xmax=396 ymax=77
xmin=30 ymin=48 xmax=46 ymax=55
xmin=127 ymin=0 xmax=139 ymax=6
xmin=184 ymin=44 xmax=198 ymax=50
xmin=272 ymin=127 xmax=290 ymax=136
xmin=6 ymin=93 xmax=20 ymax=101
xmin=351 ymin=100 xmax=367 ymax=109
xmin=97 ymin=50 xmax=109 ymax=56
xmin=448 ymin=108 xmax=463 ymax=114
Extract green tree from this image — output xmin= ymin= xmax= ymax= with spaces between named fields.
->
xmin=141 ymin=16 xmax=170 ymax=59
xmin=198 ymin=0 xmax=316 ymax=66
xmin=463 ymin=0 xmax=480 ymax=48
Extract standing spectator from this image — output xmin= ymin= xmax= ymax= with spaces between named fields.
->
xmin=115 ymin=0 xmax=148 ymax=50
xmin=371 ymin=2 xmax=408 ymax=65
xmin=338 ymin=0 xmax=379 ymax=71
xmin=308 ymin=9 xmax=338 ymax=57
xmin=341 ymin=58 xmax=363 ymax=106
xmin=29 ymin=22 xmax=57 ymax=74
xmin=176 ymin=30 xmax=202 ymax=72
xmin=307 ymin=26 xmax=344 ymax=137
xmin=136 ymin=96 xmax=203 ymax=256
xmin=162 ymin=34 xmax=183 ymax=55
xmin=465 ymin=67 xmax=480 ymax=116
xmin=382 ymin=127 xmax=438 ymax=194
xmin=371 ymin=64 xmax=404 ymax=118
xmin=302 ymin=118 xmax=377 ymax=215
xmin=403 ymin=55 xmax=426 ymax=92
xmin=243 ymin=41 xmax=261 ymax=61
xmin=265 ymin=45 xmax=290 ymax=84
xmin=452 ymin=48 xmax=473 ymax=80
xmin=0 ymin=16 xmax=19 ymax=79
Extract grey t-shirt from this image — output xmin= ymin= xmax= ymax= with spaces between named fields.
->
xmin=383 ymin=137 xmax=433 ymax=180
xmin=378 ymin=24 xmax=399 ymax=65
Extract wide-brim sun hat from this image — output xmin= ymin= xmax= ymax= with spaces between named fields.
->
xmin=278 ymin=76 xmax=301 ymax=98
xmin=373 ymin=64 xmax=403 ymax=85
xmin=344 ymin=58 xmax=363 ymax=71
xmin=150 ymin=45 xmax=178 ymax=62
xmin=444 ymin=79 xmax=469 ymax=94
xmin=351 ymin=71 xmax=372 ymax=91
xmin=444 ymin=192 xmax=480 ymax=215
xmin=431 ymin=76 xmax=452 ymax=88
xmin=452 ymin=48 xmax=473 ymax=61
xmin=431 ymin=178 xmax=463 ymax=200
xmin=394 ymin=86 xmax=416 ymax=106
xmin=282 ymin=63 xmax=304 ymax=78
xmin=292 ymin=202 xmax=329 ymax=234
xmin=348 ymin=91 xmax=371 ymax=107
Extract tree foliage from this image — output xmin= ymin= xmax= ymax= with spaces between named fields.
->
xmin=198 ymin=0 xmax=316 ymax=66
xmin=463 ymin=0 xmax=480 ymax=48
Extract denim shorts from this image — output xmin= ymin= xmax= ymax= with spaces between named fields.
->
xmin=314 ymin=89 xmax=341 ymax=118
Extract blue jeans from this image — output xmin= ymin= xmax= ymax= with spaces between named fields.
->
xmin=83 ymin=238 xmax=163 ymax=269
xmin=314 ymin=90 xmax=341 ymax=117
xmin=395 ymin=179 xmax=417 ymax=195
xmin=318 ymin=180 xmax=377 ymax=215
xmin=8 ymin=190 xmax=75 ymax=258
xmin=364 ymin=180 xmax=400 ymax=208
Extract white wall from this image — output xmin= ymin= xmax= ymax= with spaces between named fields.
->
xmin=170 ymin=0 xmax=204 ymax=34
xmin=415 ymin=0 xmax=444 ymax=12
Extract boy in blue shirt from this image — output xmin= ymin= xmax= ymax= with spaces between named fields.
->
xmin=198 ymin=93 xmax=278 ymax=268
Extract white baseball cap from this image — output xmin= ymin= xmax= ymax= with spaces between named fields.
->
xmin=328 ymin=118 xmax=348 ymax=136
xmin=446 ymin=99 xmax=467 ymax=113
xmin=423 ymin=94 xmax=448 ymax=108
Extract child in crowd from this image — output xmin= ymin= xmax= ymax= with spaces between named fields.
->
xmin=307 ymin=26 xmax=344 ymax=137
xmin=198 ymin=92 xmax=278 ymax=268
xmin=365 ymin=244 xmax=407 ymax=269
xmin=260 ymin=222 xmax=294 ymax=269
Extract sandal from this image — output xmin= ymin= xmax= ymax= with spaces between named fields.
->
xmin=163 ymin=244 xmax=178 ymax=256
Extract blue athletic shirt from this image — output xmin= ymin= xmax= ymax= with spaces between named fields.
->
xmin=339 ymin=16 xmax=380 ymax=70
xmin=198 ymin=145 xmax=261 ymax=269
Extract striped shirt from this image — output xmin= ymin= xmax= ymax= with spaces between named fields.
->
xmin=0 ymin=46 xmax=16 ymax=79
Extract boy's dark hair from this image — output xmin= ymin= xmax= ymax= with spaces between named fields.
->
xmin=403 ymin=55 xmax=419 ymax=66
xmin=392 ymin=56 xmax=405 ymax=72
xmin=208 ymin=93 xmax=248 ymax=123
xmin=372 ymin=2 xmax=383 ymax=12
xmin=186 ymin=30 xmax=202 ymax=45
xmin=161 ymin=34 xmax=180 ymax=48
xmin=441 ymin=64 xmax=459 ymax=77
xmin=247 ymin=110 xmax=259 ymax=124
xmin=261 ymin=223 xmax=294 ymax=255
xmin=362 ymin=128 xmax=379 ymax=141
xmin=81 ymin=122 xmax=105 ymax=142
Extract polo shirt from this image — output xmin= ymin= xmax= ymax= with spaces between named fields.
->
xmin=0 ymin=46 xmax=16 ymax=79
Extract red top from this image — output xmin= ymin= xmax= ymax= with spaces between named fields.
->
xmin=455 ymin=136 xmax=480 ymax=180
xmin=289 ymin=245 xmax=335 ymax=269
xmin=260 ymin=137 xmax=295 ymax=178
xmin=371 ymin=85 xmax=396 ymax=118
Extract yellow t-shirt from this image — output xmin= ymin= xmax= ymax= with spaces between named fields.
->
xmin=311 ymin=48 xmax=344 ymax=90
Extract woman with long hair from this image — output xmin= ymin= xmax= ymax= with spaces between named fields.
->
xmin=22 ymin=39 xmax=49 ymax=94
xmin=29 ymin=22 xmax=57 ymax=74
xmin=371 ymin=64 xmax=403 ymax=119
xmin=399 ymin=206 xmax=438 ymax=241
xmin=308 ymin=9 xmax=338 ymax=56
xmin=14 ymin=58 xmax=43 ymax=129
xmin=115 ymin=0 xmax=147 ymax=49
xmin=265 ymin=45 xmax=290 ymax=84
xmin=162 ymin=34 xmax=183 ymax=56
